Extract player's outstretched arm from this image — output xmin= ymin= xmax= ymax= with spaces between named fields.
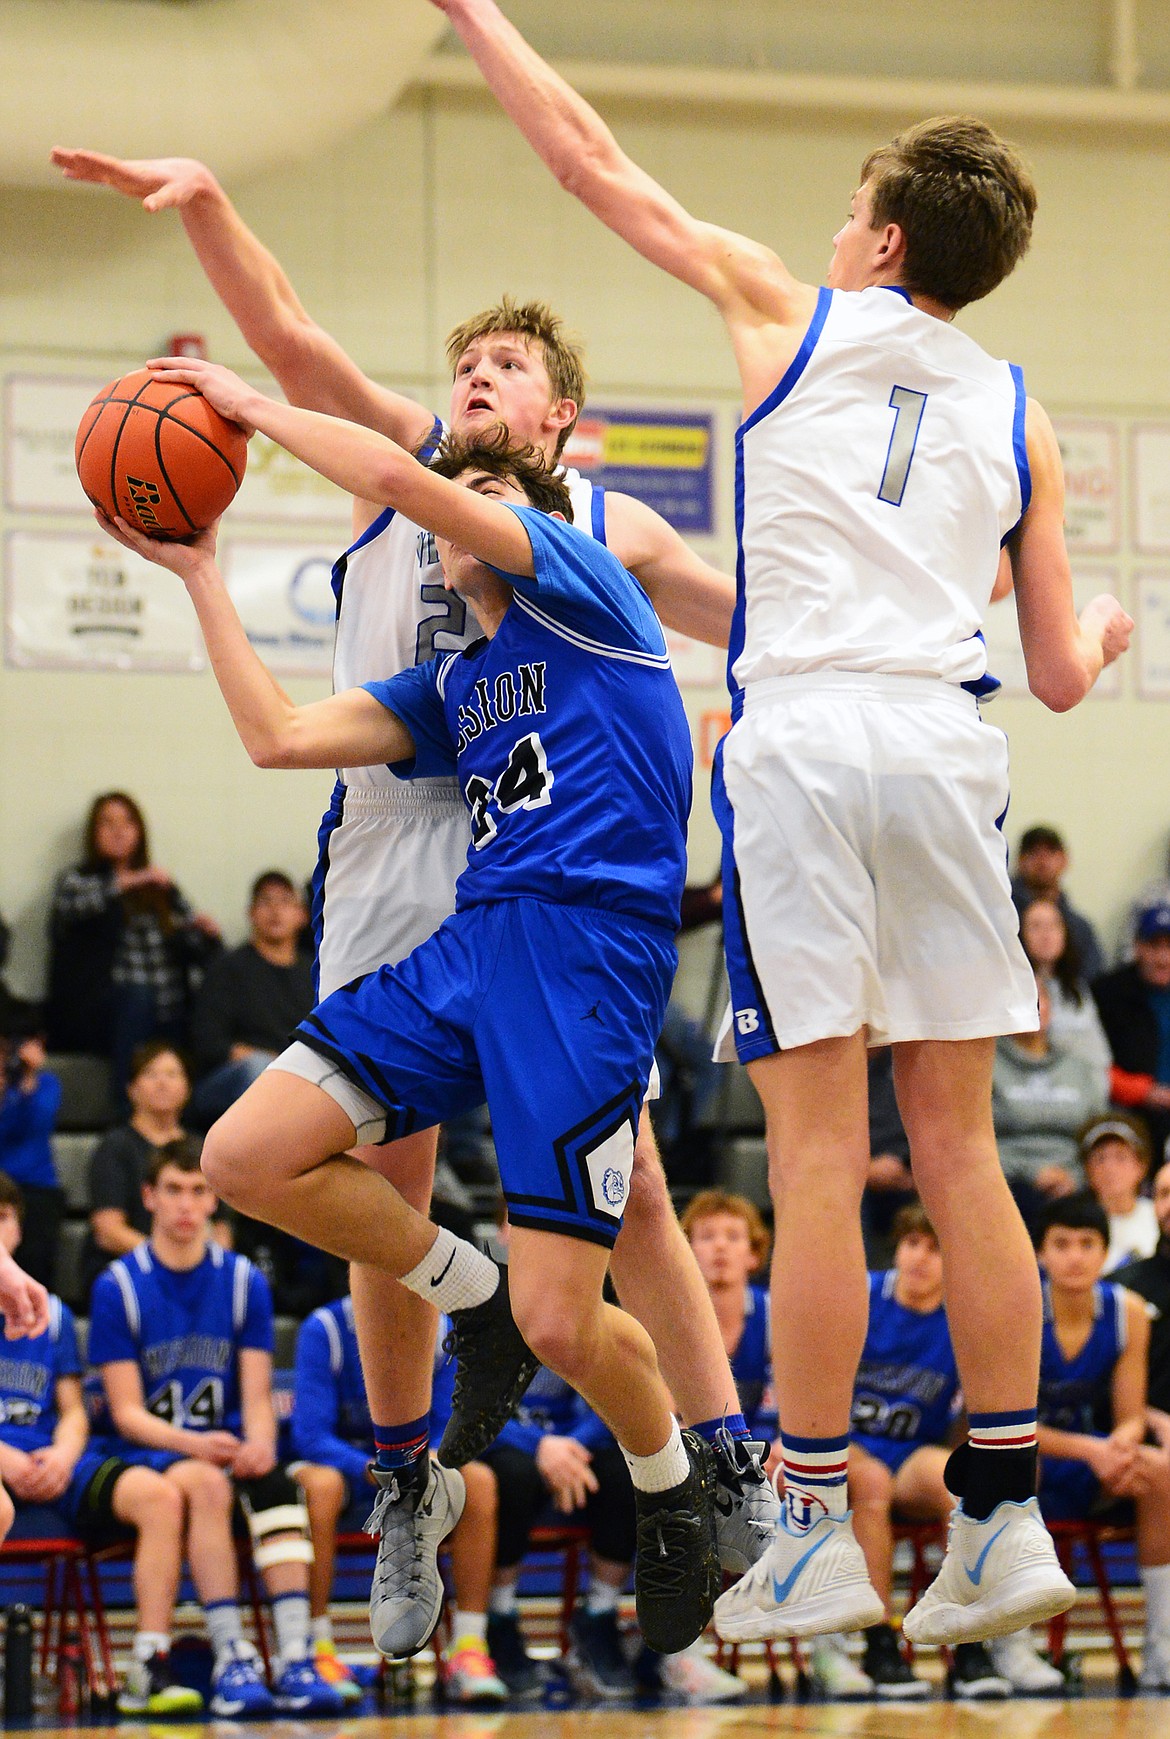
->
xmin=1011 ymin=400 xmax=1133 ymax=711
xmin=97 ymin=510 xmax=417 ymax=773
xmin=431 ymin=0 xmax=804 ymax=330
xmin=50 ymin=149 xmax=436 ymax=452
xmin=605 ymin=493 xmax=734 ymax=649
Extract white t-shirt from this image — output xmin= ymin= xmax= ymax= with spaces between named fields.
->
xmin=1104 ymin=1197 xmax=1160 ymax=1274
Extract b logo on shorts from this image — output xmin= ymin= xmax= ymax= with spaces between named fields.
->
xmin=736 ymin=1007 xmax=760 ymax=1035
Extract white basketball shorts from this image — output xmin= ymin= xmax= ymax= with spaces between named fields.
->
xmin=712 ymin=672 xmax=1038 ymax=1061
xmin=310 ymin=780 xmax=469 ymax=1002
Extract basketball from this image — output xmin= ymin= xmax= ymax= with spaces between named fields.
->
xmin=75 ymin=367 xmax=248 ymax=540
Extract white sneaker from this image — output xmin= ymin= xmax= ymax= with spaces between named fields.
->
xmin=902 ymin=1499 xmax=1075 ymax=1647
xmin=988 ymin=1629 xmax=1065 ymax=1692
xmin=659 ymin=1641 xmax=747 ymax=1704
xmin=713 ymin=1511 xmax=884 ymax=1642
xmin=1139 ymin=1636 xmax=1170 ymax=1691
xmin=808 ymin=1633 xmax=874 ymax=1699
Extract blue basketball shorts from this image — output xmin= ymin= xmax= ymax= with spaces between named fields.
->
xmin=276 ymin=898 xmax=676 ymax=1248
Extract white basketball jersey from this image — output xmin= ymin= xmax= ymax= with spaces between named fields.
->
xmin=329 ymin=423 xmax=603 ymax=791
xmin=730 ymin=285 xmax=1028 ymax=711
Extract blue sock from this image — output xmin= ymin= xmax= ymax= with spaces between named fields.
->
xmin=373 ymin=1415 xmax=429 ymax=1472
xmin=691 ymin=1412 xmax=750 ymax=1444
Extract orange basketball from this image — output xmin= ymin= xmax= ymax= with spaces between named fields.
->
xmin=75 ymin=368 xmax=248 ymax=540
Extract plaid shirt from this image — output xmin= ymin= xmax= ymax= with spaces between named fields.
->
xmin=53 ymin=868 xmax=193 ymax=1024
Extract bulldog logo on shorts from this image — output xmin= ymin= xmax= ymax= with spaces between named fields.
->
xmin=580 ymin=1120 xmax=635 ymax=1222
xmin=601 ymin=1166 xmax=626 ymax=1209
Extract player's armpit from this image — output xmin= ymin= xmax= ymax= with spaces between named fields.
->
xmin=604 ymin=493 xmax=734 ymax=649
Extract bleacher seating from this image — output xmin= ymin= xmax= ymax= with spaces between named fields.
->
xmin=46 ymin=1054 xmax=112 ymax=1133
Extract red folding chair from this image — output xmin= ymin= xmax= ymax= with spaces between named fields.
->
xmin=0 ymin=1535 xmax=108 ymax=1700
xmin=1046 ymin=1519 xmax=1137 ymax=1693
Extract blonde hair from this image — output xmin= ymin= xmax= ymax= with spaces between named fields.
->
xmin=445 ymin=296 xmax=586 ymax=457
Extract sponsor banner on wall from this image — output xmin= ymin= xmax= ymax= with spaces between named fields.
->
xmin=1052 ymin=417 xmax=1120 ymax=554
xmin=220 ymin=538 xmax=341 ymax=677
xmin=5 ymin=374 xmax=104 ymax=513
xmin=563 ymin=406 xmax=717 ymax=536
xmin=665 ymin=627 xmax=725 ymax=689
xmin=979 ymin=566 xmax=1123 ymax=701
xmin=1133 ymin=424 xmax=1170 ymax=554
xmin=4 ymin=528 xmax=205 ymax=670
xmin=231 ymin=434 xmax=351 ymax=526
xmin=1136 ymin=571 xmax=1170 ymax=700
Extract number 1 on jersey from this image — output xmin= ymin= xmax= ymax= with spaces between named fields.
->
xmin=878 ymin=386 xmax=927 ymax=507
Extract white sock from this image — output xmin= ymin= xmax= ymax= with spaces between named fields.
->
xmin=133 ymin=1631 xmax=170 ymax=1663
xmin=622 ymin=1421 xmax=689 ymax=1494
xmin=1141 ymin=1562 xmax=1170 ymax=1640
xmin=489 ymin=1583 xmax=518 ymax=1617
xmin=448 ymin=1608 xmax=488 ymax=1646
xmin=399 ymin=1227 xmax=499 ymax=1313
xmin=272 ymin=1591 xmax=312 ymax=1664
xmin=206 ymin=1600 xmax=244 ymax=1661
xmin=585 ymin=1578 xmax=620 ymax=1616
xmin=310 ymin=1615 xmax=333 ymax=1646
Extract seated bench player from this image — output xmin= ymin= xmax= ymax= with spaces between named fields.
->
xmin=86 ymin=1146 xmax=344 ymax=1717
xmin=679 ymin=1190 xmax=779 ymax=1459
xmin=289 ymin=1294 xmax=507 ymax=1705
xmin=0 ymin=1171 xmax=203 ymax=1716
xmin=1034 ymin=1190 xmax=1170 ymax=1693
xmin=101 ymin=368 xmax=722 ymax=1659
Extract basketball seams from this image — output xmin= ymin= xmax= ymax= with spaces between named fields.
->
xmin=154 ymin=401 xmax=247 ymax=486
xmin=151 ymin=412 xmax=198 ymax=536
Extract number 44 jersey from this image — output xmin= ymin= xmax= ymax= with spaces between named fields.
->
xmin=364 ymin=505 xmax=693 ymax=933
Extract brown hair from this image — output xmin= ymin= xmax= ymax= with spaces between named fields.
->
xmin=861 ymin=116 xmax=1036 ymax=310
xmin=445 ymin=296 xmax=586 ymax=458
xmin=430 ymin=427 xmax=575 ymax=522
xmin=0 ymin=1171 xmax=26 ymax=1228
xmin=145 ymin=1140 xmax=204 ymax=1188
xmin=681 ymin=1189 xmax=771 ymax=1268
xmin=128 ymin=1040 xmax=190 ymax=1090
xmin=892 ymin=1201 xmax=939 ymax=1248
xmin=83 ymin=791 xmax=149 ymax=872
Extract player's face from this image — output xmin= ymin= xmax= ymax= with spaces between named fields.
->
xmin=1039 ymin=1226 xmax=1107 ymax=1291
xmin=144 ymin=1165 xmax=217 ymax=1243
xmin=449 ymin=333 xmax=572 ymax=461
xmin=436 ymin=470 xmax=531 ymax=601
xmin=1021 ymin=900 xmax=1066 ymax=969
xmin=1136 ymin=935 xmax=1170 ymax=989
xmin=128 ymin=1050 xmax=190 ymax=1119
xmin=827 ymin=182 xmax=888 ymax=292
xmin=1085 ymin=1139 xmax=1146 ymax=1213
xmin=0 ymin=1205 xmax=21 ymax=1259
xmin=687 ymin=1212 xmax=760 ymax=1289
xmin=250 ymin=882 xmax=305 ymax=948
xmin=1154 ymin=1164 xmax=1170 ymax=1236
xmin=893 ymin=1230 xmax=943 ymax=1304
xmin=93 ymin=798 xmax=142 ymax=866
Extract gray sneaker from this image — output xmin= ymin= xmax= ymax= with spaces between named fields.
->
xmin=711 ymin=1429 xmax=782 ymax=1574
xmin=365 ymin=1457 xmax=466 ymax=1658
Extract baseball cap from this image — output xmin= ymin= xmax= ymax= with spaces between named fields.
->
xmin=1137 ymin=901 xmax=1170 ymax=942
xmin=1081 ymin=1117 xmax=1150 ymax=1166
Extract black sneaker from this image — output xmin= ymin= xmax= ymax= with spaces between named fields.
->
xmin=949 ymin=1641 xmax=1011 ymax=1700
xmin=862 ymin=1622 xmax=930 ymax=1700
xmin=436 ymin=1263 xmax=541 ymax=1467
xmin=486 ymin=1613 xmax=543 ymax=1699
xmin=566 ymin=1608 xmax=635 ymax=1699
xmin=633 ymin=1429 xmax=721 ymax=1656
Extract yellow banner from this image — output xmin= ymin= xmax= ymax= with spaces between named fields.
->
xmin=601 ymin=424 xmax=709 ymax=469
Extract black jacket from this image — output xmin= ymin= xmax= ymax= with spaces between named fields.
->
xmin=1113 ymin=1242 xmax=1170 ymax=1412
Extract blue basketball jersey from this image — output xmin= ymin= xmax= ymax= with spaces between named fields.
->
xmin=289 ymin=1297 xmax=371 ymax=1491
xmin=364 ymin=506 xmax=692 ymax=932
xmin=1038 ymin=1279 xmax=1126 ymax=1436
xmin=0 ymin=1295 xmax=79 ymax=1453
xmin=88 ymin=1240 xmax=273 ymax=1436
xmin=851 ymin=1271 xmax=960 ymax=1467
xmin=730 ymin=1284 xmax=777 ymax=1440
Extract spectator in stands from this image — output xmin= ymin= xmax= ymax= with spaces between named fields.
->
xmin=288 ymin=1294 xmax=507 ymax=1707
xmin=1094 ymin=900 xmax=1170 ymax=1159
xmin=87 ymin=1146 xmax=342 ymax=1718
xmin=1113 ymin=1159 xmax=1170 ymax=1414
xmin=0 ymin=1171 xmax=202 ymax=1716
xmin=993 ymin=978 xmax=1107 ymax=1226
xmin=1034 ymin=1191 xmax=1170 ymax=1693
xmin=188 ymin=873 xmax=311 ymax=1130
xmin=1020 ymin=897 xmax=1112 ymax=1087
xmin=1081 ymin=1115 xmax=1159 ymax=1273
xmin=83 ymin=1041 xmax=224 ymax=1296
xmin=46 ymin=791 xmax=220 ymax=1102
xmin=0 ymin=1000 xmax=63 ymax=1288
xmin=862 ymin=1047 xmax=916 ymax=1265
xmin=1011 ymin=825 xmax=1104 ymax=984
xmin=679 ymin=1191 xmax=776 ymax=1451
xmin=1122 ymin=838 xmax=1170 ymax=959
xmin=838 ymin=1204 xmax=1021 ymax=1700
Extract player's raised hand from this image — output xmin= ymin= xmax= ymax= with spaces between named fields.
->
xmin=95 ymin=511 xmax=221 ymax=583
xmin=0 ymin=1251 xmax=49 ymax=1340
xmin=147 ymin=358 xmax=258 ymax=436
xmin=50 ymin=149 xmax=217 ymax=213
xmin=1079 ymin=593 xmax=1134 ymax=669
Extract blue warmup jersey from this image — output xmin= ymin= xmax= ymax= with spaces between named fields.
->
xmin=730 ymin=1284 xmax=777 ymax=1441
xmin=0 ymin=1295 xmax=79 ymax=1452
xmin=364 ymin=505 xmax=692 ymax=932
xmin=289 ymin=1297 xmax=371 ymax=1495
xmin=297 ymin=508 xmax=692 ymax=1247
xmin=88 ymin=1241 xmax=273 ymax=1458
xmin=851 ymin=1271 xmax=960 ymax=1472
xmin=1038 ymin=1279 xmax=1127 ymax=1520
